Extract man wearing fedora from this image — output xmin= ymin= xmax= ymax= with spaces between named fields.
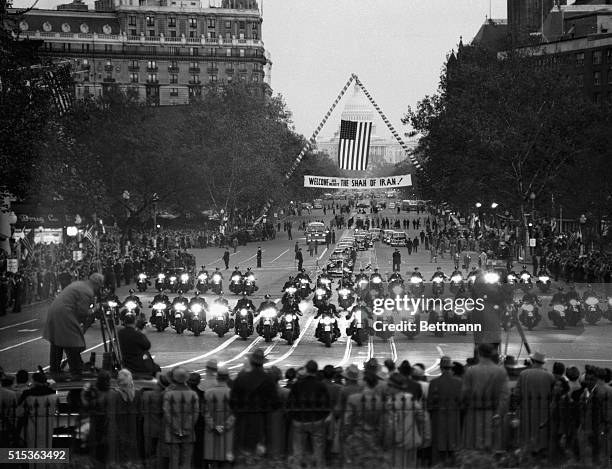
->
xmin=428 ymin=356 xmax=462 ymax=467
xmin=514 ymin=351 xmax=555 ymax=457
xmin=229 ymin=348 xmax=279 ymax=459
xmin=198 ymin=359 xmax=219 ymax=394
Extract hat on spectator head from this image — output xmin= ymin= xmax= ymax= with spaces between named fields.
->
xmin=250 ymin=348 xmax=266 ymax=367
xmin=171 ymin=367 xmax=189 ymax=385
xmin=188 ymin=372 xmax=201 ymax=387
xmin=529 ymin=351 xmax=546 ymax=364
xmin=206 ymin=359 xmax=218 ymax=372
xmin=155 ymin=371 xmax=171 ymax=388
xmin=217 ymin=366 xmax=229 ymax=378
xmin=388 ymin=373 xmax=407 ymax=390
xmin=364 ymin=358 xmax=379 ymax=371
xmin=342 ymin=364 xmax=360 ymax=382
xmin=411 ymin=367 xmax=425 ymax=378
xmin=440 ymin=356 xmax=453 ymax=369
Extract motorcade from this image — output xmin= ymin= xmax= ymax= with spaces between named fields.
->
xmin=306 ymin=222 xmax=327 ymax=244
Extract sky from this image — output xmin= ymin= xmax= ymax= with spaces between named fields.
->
xmin=13 ymin=0 xmax=507 ymax=138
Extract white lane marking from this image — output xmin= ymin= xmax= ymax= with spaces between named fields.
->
xmin=263 ymin=315 xmax=316 ymax=368
xmin=208 ymin=336 xmax=264 ymax=370
xmin=241 ymin=250 xmax=265 ymax=264
xmin=0 ymin=319 xmax=38 ymax=331
xmin=436 ymin=345 xmax=445 ymax=357
xmin=212 ymin=251 xmax=241 ymax=264
xmin=0 ymin=336 xmax=43 ymax=353
xmin=271 ymin=249 xmax=289 ymax=263
xmin=161 ymin=335 xmax=239 ymax=368
xmin=359 ymin=335 xmax=374 ymax=369
xmin=317 ymin=248 xmax=328 ymax=261
xmin=336 ymin=336 xmax=353 ymax=368
xmin=390 ymin=337 xmax=398 ymax=362
xmin=425 ymin=345 xmax=446 ymax=375
xmin=18 ymin=329 xmax=39 ymax=333
xmin=263 ymin=339 xmax=277 ymax=356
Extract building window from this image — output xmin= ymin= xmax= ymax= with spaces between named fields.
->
xmin=207 ymin=18 xmax=216 ymax=28
xmin=130 ymin=59 xmax=139 ymax=68
xmin=169 ymin=47 xmax=179 ymax=55
xmin=225 ymin=20 xmax=231 ymax=29
xmin=225 ymin=32 xmax=231 ymax=42
xmin=190 ymin=47 xmax=199 ymax=56
xmin=189 ymin=31 xmax=197 ymax=38
xmin=149 ymin=29 xmax=155 ymax=37
xmin=81 ymin=44 xmax=90 ymax=52
xmin=168 ymin=17 xmax=176 ymax=28
xmin=577 ymin=73 xmax=584 ymax=88
xmin=147 ymin=73 xmax=158 ymax=83
xmin=594 ymin=71 xmax=601 ymax=86
xmin=147 ymin=60 xmax=157 ymax=70
xmin=226 ymin=48 xmax=231 ymax=57
xmin=253 ymin=74 xmax=259 ymax=82
xmin=105 ymin=44 xmax=112 ymax=52
xmin=576 ymin=52 xmax=584 ymax=66
xmin=190 ymin=74 xmax=200 ymax=84
xmin=209 ymin=74 xmax=217 ymax=82
xmin=170 ymin=30 xmax=177 ymax=37
xmin=130 ymin=73 xmax=139 ymax=83
xmin=593 ymin=50 xmax=602 ymax=65
xmin=593 ymin=92 xmax=601 ymax=104
xmin=128 ymin=15 xmax=137 ymax=26
xmin=190 ymin=61 xmax=199 ymax=69
xmin=170 ymin=73 xmax=178 ymax=83
xmin=106 ymin=59 xmax=112 ymax=67
xmin=607 ymin=49 xmax=612 ymax=63
xmin=252 ymin=30 xmax=258 ymax=40
xmin=146 ymin=16 xmax=155 ymax=27
xmin=129 ymin=29 xmax=137 ymax=36
xmin=239 ymin=49 xmax=245 ymax=57
xmin=170 ymin=88 xmax=179 ymax=96
xmin=189 ymin=17 xmax=197 ymax=28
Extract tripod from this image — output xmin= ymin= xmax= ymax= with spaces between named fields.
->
xmin=99 ymin=307 xmax=123 ymax=375
xmin=502 ymin=306 xmax=532 ymax=359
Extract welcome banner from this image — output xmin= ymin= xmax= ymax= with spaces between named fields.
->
xmin=303 ymin=174 xmax=412 ymax=189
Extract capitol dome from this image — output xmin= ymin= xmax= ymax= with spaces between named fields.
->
xmin=341 ymin=85 xmax=374 ymax=122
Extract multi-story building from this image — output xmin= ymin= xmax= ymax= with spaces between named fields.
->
xmin=12 ymin=0 xmax=271 ymax=105
xmin=508 ymin=0 xmax=567 ymax=47
xmin=316 ymin=86 xmax=416 ymax=167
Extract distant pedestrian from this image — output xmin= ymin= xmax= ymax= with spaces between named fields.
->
xmin=308 ymin=242 xmax=314 ymax=257
xmin=288 ymin=223 xmax=292 ymax=240
xmin=392 ymin=249 xmax=401 ymax=272
xmin=413 ymin=237 xmax=419 ymax=253
xmin=325 ymin=231 xmax=331 ymax=250
xmin=223 ymin=249 xmax=230 ymax=270
xmin=232 ymin=237 xmax=238 ymax=253
xmin=331 ymin=230 xmax=336 ymax=244
xmin=406 ymin=238 xmax=413 ymax=255
xmin=296 ymin=249 xmax=304 ymax=271
xmin=257 ymin=247 xmax=262 ymax=268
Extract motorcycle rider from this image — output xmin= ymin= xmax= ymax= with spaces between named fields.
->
xmin=233 ymin=292 xmax=255 ymax=331
xmin=410 ymin=267 xmax=423 ymax=280
xmin=346 ymin=297 xmax=371 ymax=336
xmin=124 ymin=288 xmax=143 ymax=308
xmin=355 ymin=268 xmax=368 ymax=283
xmin=231 ymin=265 xmax=242 ymax=279
xmin=370 ymin=268 xmax=383 ymax=283
xmin=188 ymin=290 xmax=208 ymax=324
xmin=317 ymin=268 xmax=333 ymax=288
xmin=196 ymin=265 xmax=209 ymax=287
xmin=211 ymin=295 xmax=231 ymax=327
xmin=282 ymin=276 xmax=295 ymax=292
xmin=341 ymin=271 xmax=354 ymax=289
xmin=210 ymin=267 xmax=224 ymax=289
xmin=519 ymin=264 xmax=532 ymax=282
xmin=582 ymin=284 xmax=599 ymax=301
xmin=518 ymin=288 xmax=542 ymax=324
xmin=257 ymin=294 xmax=278 ymax=317
xmin=314 ymin=296 xmax=341 ymax=339
xmin=242 ymin=267 xmax=258 ymax=293
xmin=295 ymin=268 xmax=312 ymax=284
xmin=388 ymin=270 xmax=403 ymax=285
xmin=171 ymin=290 xmax=189 ymax=324
xmin=548 ymin=287 xmax=567 ymax=321
xmin=430 ymin=266 xmax=447 ymax=281
xmin=150 ymin=288 xmax=170 ymax=323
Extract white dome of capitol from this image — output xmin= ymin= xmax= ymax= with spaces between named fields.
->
xmin=341 ymin=85 xmax=374 ymax=122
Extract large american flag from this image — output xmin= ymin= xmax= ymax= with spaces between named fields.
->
xmin=337 ymin=119 xmax=372 ymax=171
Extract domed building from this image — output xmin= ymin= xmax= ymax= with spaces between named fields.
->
xmin=316 ymin=85 xmax=416 ymax=167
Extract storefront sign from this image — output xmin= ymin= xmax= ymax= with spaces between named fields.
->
xmin=7 ymin=259 xmax=18 ymax=273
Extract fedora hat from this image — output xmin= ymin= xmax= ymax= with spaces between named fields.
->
xmin=341 ymin=364 xmax=359 ymax=382
xmin=250 ymin=348 xmax=266 ymax=367
xmin=439 ymin=356 xmax=453 ymax=369
xmin=529 ymin=351 xmax=546 ymax=364
xmin=205 ymin=359 xmax=218 ymax=371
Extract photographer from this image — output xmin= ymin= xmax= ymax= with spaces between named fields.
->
xmin=43 ymin=273 xmax=104 ymax=380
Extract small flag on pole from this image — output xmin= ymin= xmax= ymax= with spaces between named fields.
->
xmin=21 ymin=229 xmax=34 ymax=259
xmin=84 ymin=225 xmax=95 ymax=245
xmin=337 ymin=119 xmax=372 ymax=171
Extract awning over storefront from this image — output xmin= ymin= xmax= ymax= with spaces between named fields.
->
xmin=12 ymin=203 xmax=84 ymax=229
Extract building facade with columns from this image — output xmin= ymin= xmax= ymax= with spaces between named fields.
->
xmin=12 ymin=0 xmax=271 ymax=105
xmin=316 ymin=86 xmax=416 ymax=167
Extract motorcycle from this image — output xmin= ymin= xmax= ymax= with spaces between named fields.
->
xmin=313 ymin=287 xmax=330 ymax=310
xmin=168 ymin=274 xmax=179 ymax=293
xmin=208 ymin=303 xmax=230 ymax=338
xmin=519 ymin=272 xmax=533 ymax=292
xmin=518 ymin=302 xmax=540 ymax=330
xmin=583 ymin=296 xmax=602 ymax=325
xmin=210 ymin=272 xmax=223 ymax=295
xmin=549 ymin=303 xmax=567 ymax=330
xmin=151 ymin=300 xmax=170 ymax=332
xmin=356 ymin=277 xmax=370 ymax=300
xmin=409 ymin=276 xmax=425 ymax=296
xmin=369 ymin=276 xmax=384 ymax=296
xmin=243 ymin=273 xmax=257 ymax=296
xmin=155 ymin=273 xmax=167 ymax=291
xmin=427 ymin=303 xmax=447 ymax=337
xmin=188 ymin=303 xmax=206 ymax=336
xmin=136 ymin=273 xmax=149 ymax=292
xmin=195 ymin=273 xmax=209 ymax=293
xmin=317 ymin=316 xmax=338 ymax=348
xmin=387 ymin=278 xmax=404 ymax=298
xmin=346 ymin=308 xmax=368 ymax=346
xmin=172 ymin=303 xmax=188 ymax=334
xmin=467 ymin=271 xmax=478 ymax=292
xmin=100 ymin=298 xmax=121 ymax=325
xmin=501 ymin=304 xmax=515 ymax=332
xmin=337 ymin=287 xmax=355 ymax=311
xmin=282 ymin=286 xmax=300 ymax=309
xmin=297 ymin=278 xmax=312 ymax=300
xmin=179 ymin=272 xmax=192 ymax=293
xmin=432 ymin=276 xmax=444 ymax=297
xmin=317 ymin=277 xmax=333 ymax=292
xmin=506 ymin=272 xmax=518 ymax=289
xmin=235 ymin=308 xmax=254 ymax=339
xmin=567 ymin=298 xmax=583 ymax=326
xmin=279 ymin=309 xmax=300 ymax=345
xmin=258 ymin=307 xmax=279 ymax=342
xmin=229 ymin=273 xmax=243 ymax=295
xmin=536 ymin=274 xmax=551 ymax=294
xmin=449 ymin=273 xmax=463 ymax=295
xmin=121 ymin=299 xmax=141 ymax=326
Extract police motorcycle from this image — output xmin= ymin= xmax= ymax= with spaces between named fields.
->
xmin=536 ymin=270 xmax=552 ymax=294
xmin=313 ymin=285 xmax=331 ymax=310
xmin=97 ymin=287 xmax=121 ymax=326
xmin=229 ymin=267 xmax=243 ymax=295
xmin=452 ymin=286 xmax=472 ymax=334
xmin=136 ymin=272 xmax=151 ymax=292
xmin=257 ymin=299 xmax=279 ymax=343
xmin=210 ymin=268 xmax=224 ymax=295
xmin=178 ymin=271 xmax=192 ymax=293
xmin=346 ymin=300 xmax=370 ymax=346
xmin=233 ymin=294 xmax=255 ymax=339
xmin=565 ymin=286 xmax=583 ymax=326
xmin=449 ymin=270 xmax=464 ymax=295
xmin=431 ymin=268 xmax=446 ymax=297
xmin=281 ymin=278 xmax=300 ymax=310
xmin=337 ymin=281 xmax=356 ymax=311
xmin=399 ymin=291 xmax=420 ymax=339
xmin=167 ymin=270 xmax=180 ymax=293
xmin=387 ymin=272 xmax=405 ymax=298
xmin=505 ymin=270 xmax=519 ymax=292
xmin=150 ymin=289 xmax=171 ymax=332
xmin=121 ymin=289 xmax=144 ymax=326
xmin=582 ymin=286 xmax=602 ymax=325
xmin=208 ymin=297 xmax=231 ymax=338
xmin=295 ymin=270 xmax=312 ymax=300
xmin=369 ymin=269 xmax=385 ymax=297
xmin=466 ymin=267 xmax=478 ymax=293
xmin=355 ymin=269 xmax=370 ymax=301
xmin=277 ymin=296 xmax=302 ymax=346
xmin=518 ymin=266 xmax=533 ymax=292
xmin=171 ymin=291 xmax=190 ymax=334
xmin=196 ymin=267 xmax=209 ymax=293
xmin=317 ymin=269 xmax=333 ymax=295
xmin=188 ymin=291 xmax=207 ymax=336
xmin=517 ymin=291 xmax=542 ymax=331
xmin=409 ymin=268 xmax=425 ymax=296
xmin=155 ymin=272 xmax=168 ymax=291
xmin=548 ymin=288 xmax=568 ymax=330
xmin=242 ymin=268 xmax=258 ymax=296
xmin=314 ymin=299 xmax=341 ymax=348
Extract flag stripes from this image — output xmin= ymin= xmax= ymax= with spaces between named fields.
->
xmin=20 ymin=229 xmax=34 ymax=259
xmin=44 ymin=65 xmax=72 ymax=116
xmin=337 ymin=120 xmax=372 ymax=171
xmin=84 ymin=225 xmax=95 ymax=245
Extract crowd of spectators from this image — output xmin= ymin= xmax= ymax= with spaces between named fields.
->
xmin=1 ymin=344 xmax=611 ymax=468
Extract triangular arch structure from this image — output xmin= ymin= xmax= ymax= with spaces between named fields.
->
xmin=258 ymin=73 xmax=422 ymax=220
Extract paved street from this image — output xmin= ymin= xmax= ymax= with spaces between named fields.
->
xmin=1 ymin=207 xmax=611 ymax=375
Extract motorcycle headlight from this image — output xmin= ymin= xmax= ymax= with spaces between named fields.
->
xmin=484 ymin=272 xmax=500 ymax=284
xmin=240 ymin=308 xmax=248 ymax=316
xmin=198 ymin=274 xmax=207 ymax=281
xmin=538 ymin=276 xmax=550 ymax=282
xmin=410 ymin=277 xmax=422 ymax=284
xmin=315 ymin=288 xmax=326 ymax=296
xmin=433 ymin=277 xmax=443 ymax=283
xmin=180 ymin=274 xmax=189 ymax=282
xmin=247 ymin=275 xmax=255 ymax=282
xmin=321 ymin=278 xmax=330 ymax=284
xmin=570 ymin=299 xmax=579 ymax=306
xmin=210 ymin=303 xmax=226 ymax=315
xmin=586 ymin=297 xmax=599 ymax=306
xmin=372 ymin=277 xmax=381 ymax=284
xmin=286 ymin=287 xmax=297 ymax=294
xmin=175 ymin=303 xmax=186 ymax=311
xmin=321 ymin=317 xmax=334 ymax=325
xmin=553 ymin=304 xmax=565 ymax=312
xmin=507 ymin=275 xmax=516 ymax=282
xmin=522 ymin=304 xmax=534 ymax=312
xmin=339 ymin=289 xmax=350 ymax=296
xmin=158 ymin=274 xmax=165 ymax=280
xmin=451 ymin=275 xmax=462 ymax=282
xmin=261 ymin=308 xmax=277 ymax=318
xmin=153 ymin=303 xmax=166 ymax=310
xmin=138 ymin=274 xmax=147 ymax=280
xmin=191 ymin=304 xmax=202 ymax=314
xmin=213 ymin=274 xmax=221 ymax=282
xmin=300 ymin=279 xmax=308 ymax=284
xmin=170 ymin=276 xmax=177 ymax=282
xmin=285 ymin=314 xmax=294 ymax=321
xmin=232 ymin=275 xmax=241 ymax=282
xmin=520 ymin=273 xmax=531 ymax=281
xmin=107 ymin=301 xmax=117 ymax=308
xmin=125 ymin=301 xmax=137 ymax=310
